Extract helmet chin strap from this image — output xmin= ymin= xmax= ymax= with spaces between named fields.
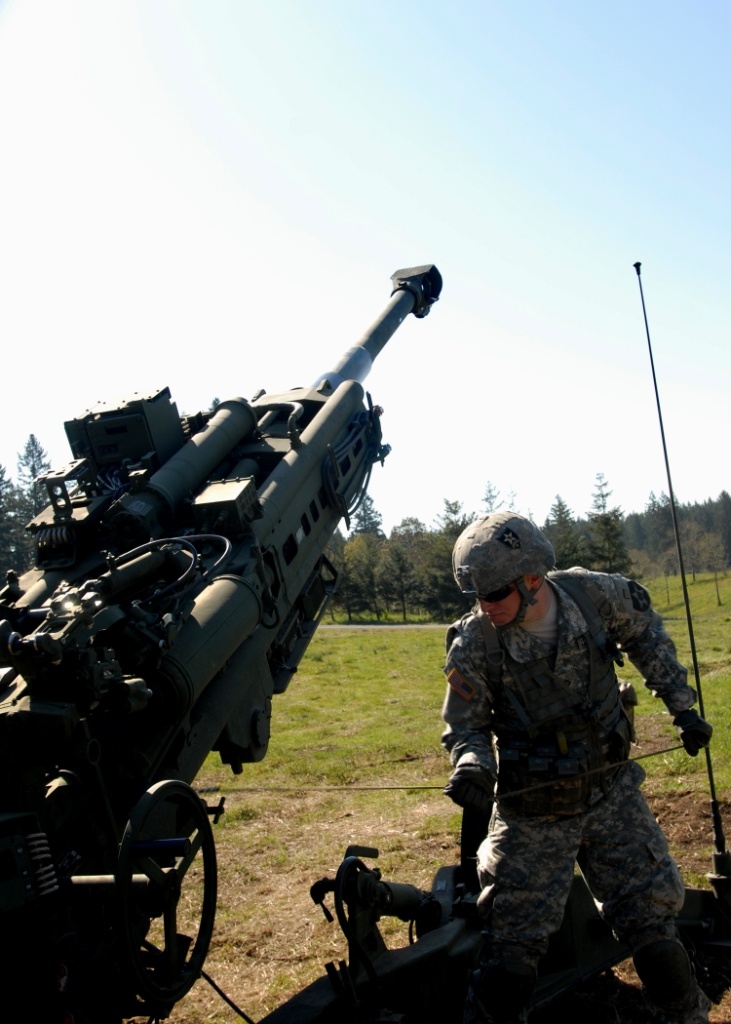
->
xmin=511 ymin=577 xmax=542 ymax=626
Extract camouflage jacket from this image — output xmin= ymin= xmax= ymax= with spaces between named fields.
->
xmin=442 ymin=568 xmax=696 ymax=787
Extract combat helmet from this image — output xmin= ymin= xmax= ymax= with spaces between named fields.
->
xmin=452 ymin=513 xmax=555 ymax=616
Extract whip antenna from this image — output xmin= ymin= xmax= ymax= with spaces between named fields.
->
xmin=633 ymin=261 xmax=730 ymax=876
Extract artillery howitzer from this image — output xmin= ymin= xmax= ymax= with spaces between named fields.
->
xmin=2 ymin=263 xmax=731 ymax=1024
xmin=0 ymin=266 xmax=443 ymax=1021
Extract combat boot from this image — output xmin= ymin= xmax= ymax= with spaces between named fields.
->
xmin=634 ymin=939 xmax=711 ymax=1024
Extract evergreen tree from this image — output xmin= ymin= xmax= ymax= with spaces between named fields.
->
xmin=0 ymin=466 xmax=31 ymax=576
xmin=0 ymin=465 xmax=13 ymax=569
xmin=419 ymin=529 xmax=466 ymax=621
xmin=350 ymin=494 xmax=384 ymax=536
xmin=543 ymin=495 xmax=584 ymax=568
xmin=585 ymin=474 xmax=632 ymax=574
xmin=384 ymin=518 xmax=434 ymax=620
xmin=482 ymin=481 xmax=503 ymax=514
xmin=17 ymin=434 xmax=51 ymax=518
xmin=434 ymin=499 xmax=474 ymax=541
xmin=642 ymin=491 xmax=674 ymax=562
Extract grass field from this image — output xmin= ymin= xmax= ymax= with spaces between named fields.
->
xmin=143 ymin=572 xmax=731 ymax=1023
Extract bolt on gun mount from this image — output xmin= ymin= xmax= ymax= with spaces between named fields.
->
xmin=0 ymin=265 xmax=442 ymax=1023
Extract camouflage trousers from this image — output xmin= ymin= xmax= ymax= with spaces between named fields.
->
xmin=470 ymin=760 xmax=709 ymax=1023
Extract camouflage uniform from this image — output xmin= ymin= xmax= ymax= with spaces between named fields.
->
xmin=443 ymin=566 xmax=710 ymax=1024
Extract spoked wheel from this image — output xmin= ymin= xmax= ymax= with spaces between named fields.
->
xmin=116 ymin=779 xmax=217 ymax=1009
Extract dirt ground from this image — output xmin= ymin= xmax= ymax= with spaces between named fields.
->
xmin=144 ymin=702 xmax=731 ymax=1024
xmin=154 ymin=780 xmax=731 ymax=1024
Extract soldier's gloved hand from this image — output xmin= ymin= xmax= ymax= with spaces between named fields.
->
xmin=673 ymin=709 xmax=713 ymax=756
xmin=444 ymin=761 xmax=494 ymax=813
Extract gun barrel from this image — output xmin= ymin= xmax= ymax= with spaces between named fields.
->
xmin=313 ymin=264 xmax=442 ymax=389
xmin=0 ymin=262 xmax=446 ymax=1023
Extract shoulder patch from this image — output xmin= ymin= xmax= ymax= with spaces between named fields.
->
xmin=446 ymin=667 xmax=477 ymax=702
xmin=627 ymin=579 xmax=651 ymax=612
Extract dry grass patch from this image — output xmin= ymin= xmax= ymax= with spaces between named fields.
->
xmin=153 ymin=782 xmax=458 ymax=1023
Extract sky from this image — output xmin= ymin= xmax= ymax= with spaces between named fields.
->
xmin=1 ymin=1 xmax=729 ymax=534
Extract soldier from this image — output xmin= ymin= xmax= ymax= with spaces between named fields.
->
xmin=442 ymin=512 xmax=713 ymax=1024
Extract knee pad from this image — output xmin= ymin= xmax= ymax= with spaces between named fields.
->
xmin=633 ymin=938 xmax=695 ymax=1009
xmin=471 ymin=960 xmax=537 ymax=1022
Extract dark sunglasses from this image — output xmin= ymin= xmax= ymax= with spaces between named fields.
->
xmin=477 ymin=582 xmax=516 ymax=603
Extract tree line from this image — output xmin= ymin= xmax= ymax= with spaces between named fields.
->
xmin=0 ymin=435 xmax=51 ymax=577
xmin=2 ymin=437 xmax=729 ymax=624
xmin=326 ymin=474 xmax=731 ymax=622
